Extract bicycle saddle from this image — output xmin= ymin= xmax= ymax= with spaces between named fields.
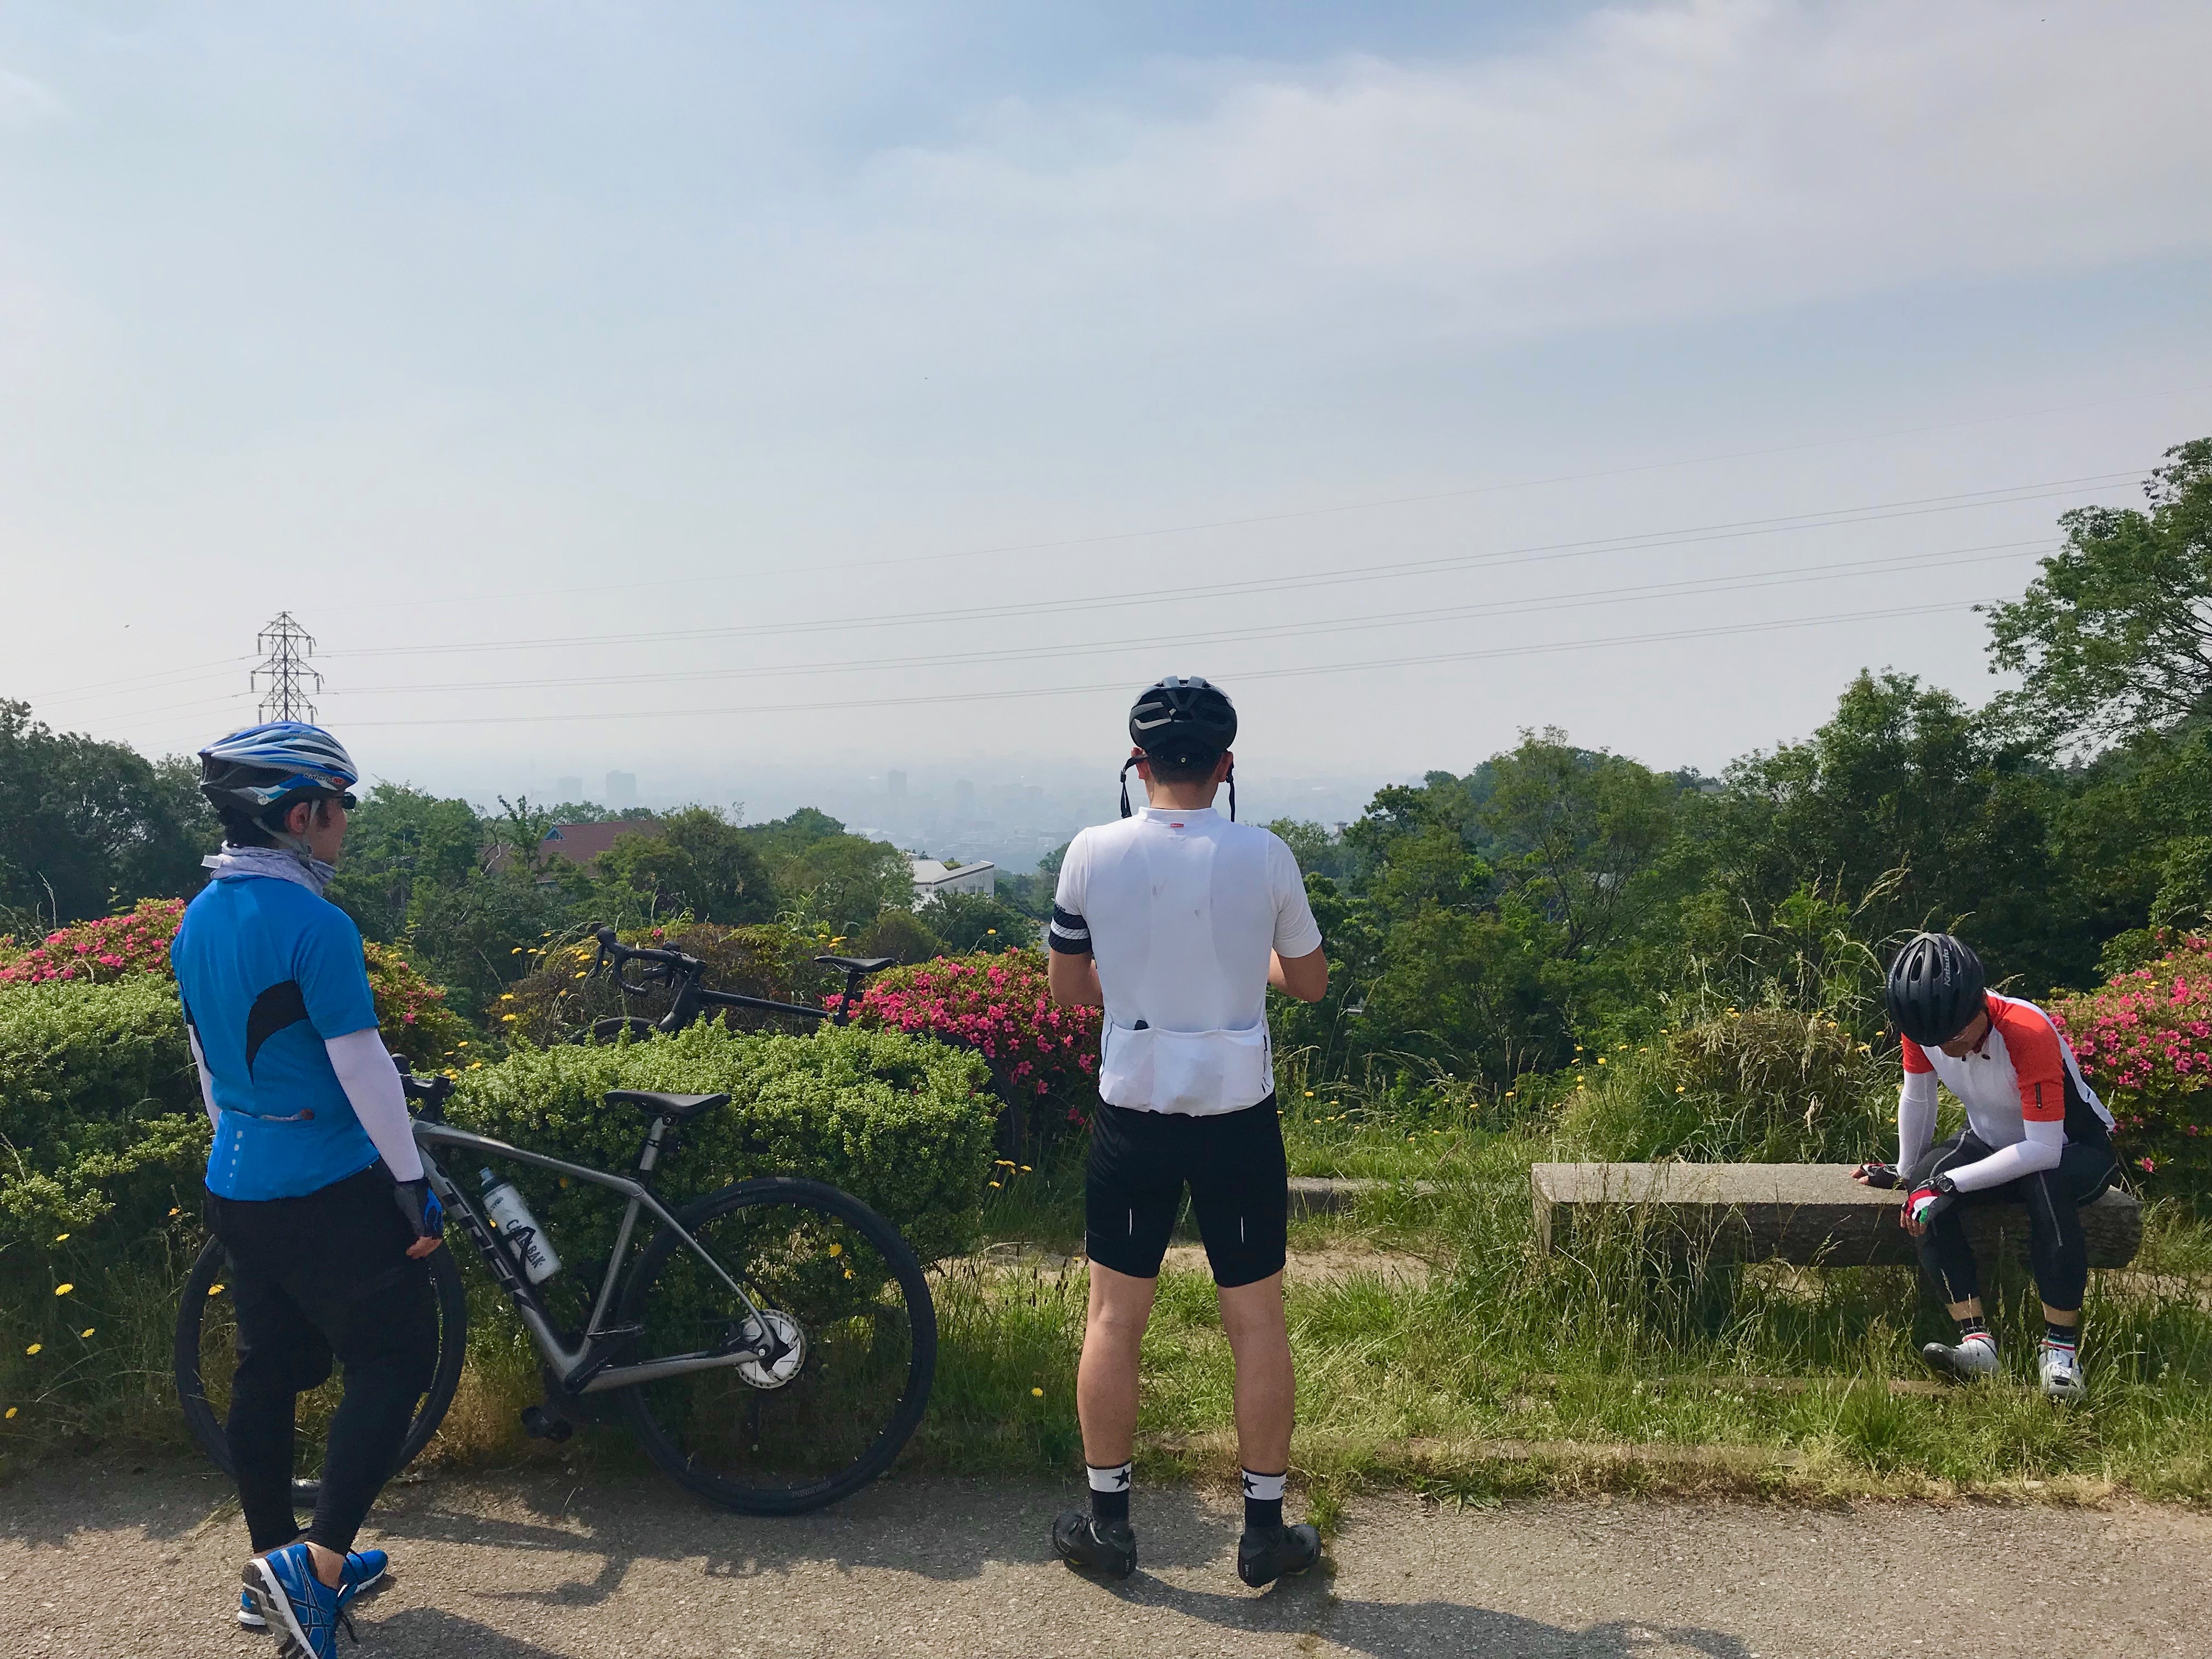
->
xmin=813 ymin=954 xmax=896 ymax=974
xmin=604 ymin=1090 xmax=729 ymax=1123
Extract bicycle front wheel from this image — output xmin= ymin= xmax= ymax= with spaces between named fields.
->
xmin=174 ymin=1234 xmax=469 ymax=1493
xmin=616 ymin=1177 xmax=935 ymax=1514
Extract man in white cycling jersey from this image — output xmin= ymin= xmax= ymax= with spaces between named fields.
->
xmin=1045 ymin=677 xmax=1330 ymax=1589
xmin=1855 ymin=932 xmax=2119 ymax=1400
xmin=172 ymin=723 xmax=445 ymax=1658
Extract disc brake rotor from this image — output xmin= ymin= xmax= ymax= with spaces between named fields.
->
xmin=732 ymin=1309 xmax=806 ymax=1390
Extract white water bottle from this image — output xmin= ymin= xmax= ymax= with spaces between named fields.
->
xmin=479 ymin=1167 xmax=562 ymax=1284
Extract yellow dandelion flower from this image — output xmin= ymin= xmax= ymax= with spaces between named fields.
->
xmin=25 ymin=1344 xmax=41 ymax=1356
xmin=80 ymin=1329 xmax=94 ymax=1339
xmin=502 ymin=1014 xmax=518 ymax=1022
xmin=1304 ymin=1090 xmax=1316 ymax=1098
xmin=1020 ymin=1165 xmax=1032 ymax=1173
xmin=53 ymin=1284 xmax=72 ymax=1296
xmin=209 ymin=1283 xmax=225 ymax=1295
xmin=501 ymin=993 xmax=515 ymax=1001
xmin=168 ymin=1207 xmax=180 ymax=1217
xmin=54 ymin=1232 xmax=69 ymax=1243
xmin=510 ymin=946 xmax=523 ymax=954
xmin=1505 ymin=1091 xmax=1516 ymax=1099
xmin=1597 ymin=1057 xmax=1608 ymax=1065
xmin=1676 ymin=1086 xmax=1687 ymax=1094
xmin=986 ymin=928 xmax=997 ymax=935
xmin=4 ymin=1408 xmax=15 ymax=1419
xmin=828 ymin=1243 xmax=843 ymax=1256
xmin=988 ymin=1181 xmax=1002 ymax=1189
xmin=470 ymin=1061 xmax=483 ymax=1069
xmin=843 ymin=1268 xmax=855 ymax=1280
xmin=1030 ymin=1386 xmax=1044 ymax=1397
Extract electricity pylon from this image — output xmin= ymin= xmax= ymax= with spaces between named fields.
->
xmin=252 ymin=612 xmax=322 ymax=723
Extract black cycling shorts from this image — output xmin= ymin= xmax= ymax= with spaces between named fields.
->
xmin=1085 ymin=1096 xmax=1288 ymax=1288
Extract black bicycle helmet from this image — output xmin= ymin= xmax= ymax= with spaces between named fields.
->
xmin=1884 ymin=932 xmax=1987 ymax=1047
xmin=1120 ymin=676 xmax=1240 ymax=819
xmin=1129 ymin=675 xmax=1237 ymax=762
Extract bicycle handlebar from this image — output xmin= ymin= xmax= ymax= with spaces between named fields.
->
xmin=390 ymin=1052 xmax=456 ymax=1121
xmin=592 ymin=924 xmax=703 ymax=998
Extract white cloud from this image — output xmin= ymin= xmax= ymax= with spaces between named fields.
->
xmin=825 ymin=0 xmax=2212 ymax=351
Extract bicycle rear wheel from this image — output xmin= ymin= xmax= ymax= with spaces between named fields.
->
xmin=616 ymin=1177 xmax=935 ymax=1514
xmin=174 ymin=1234 xmax=469 ymax=1494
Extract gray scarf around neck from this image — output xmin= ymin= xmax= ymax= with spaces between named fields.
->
xmin=202 ymin=843 xmax=337 ymax=896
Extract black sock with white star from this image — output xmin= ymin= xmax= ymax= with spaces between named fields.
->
xmin=1242 ymin=1468 xmax=1285 ymax=1531
xmin=1087 ymin=1462 xmax=1131 ymax=1526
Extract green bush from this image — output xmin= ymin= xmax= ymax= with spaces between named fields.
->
xmin=1560 ymin=1006 xmax=1891 ymax=1163
xmin=497 ymin=920 xmax=825 ymax=1047
xmin=449 ymin=1022 xmax=998 ymax=1272
xmin=0 ymin=975 xmax=206 ymax=1242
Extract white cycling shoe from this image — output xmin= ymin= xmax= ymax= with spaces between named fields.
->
xmin=2039 ymin=1342 xmax=2086 ymax=1401
xmin=1920 ymin=1333 xmax=2000 ymax=1383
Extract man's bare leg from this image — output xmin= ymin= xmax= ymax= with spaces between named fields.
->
xmin=1217 ymin=1272 xmax=1293 ymax=1474
xmin=1076 ymin=1262 xmax=1156 ymax=1467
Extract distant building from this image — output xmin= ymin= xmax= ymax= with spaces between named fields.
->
xmin=489 ymin=819 xmax=659 ymax=876
xmin=909 ymin=855 xmax=995 ymax=904
xmin=555 ymin=776 xmax=583 ymax=800
xmin=605 ymin=770 xmax=637 ymax=810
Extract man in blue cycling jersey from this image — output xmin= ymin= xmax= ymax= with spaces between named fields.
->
xmin=171 ymin=723 xmax=444 ymax=1658
xmin=1046 ymin=678 xmax=1330 ymax=1590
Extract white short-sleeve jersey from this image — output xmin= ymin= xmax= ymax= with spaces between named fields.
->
xmin=1050 ymin=805 xmax=1323 ymax=1116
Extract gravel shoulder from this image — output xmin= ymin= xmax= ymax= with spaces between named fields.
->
xmin=2 ymin=1459 xmax=2205 ymax=1657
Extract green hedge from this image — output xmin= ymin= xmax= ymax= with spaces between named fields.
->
xmin=449 ymin=1022 xmax=1000 ymax=1271
xmin=0 ymin=974 xmax=207 ymax=1242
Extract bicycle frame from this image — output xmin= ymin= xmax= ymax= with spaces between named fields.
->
xmin=415 ymin=1116 xmax=781 ymax=1396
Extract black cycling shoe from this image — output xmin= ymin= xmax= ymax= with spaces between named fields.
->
xmin=1237 ymin=1522 xmax=1321 ymax=1588
xmin=1052 ymin=1510 xmax=1137 ymax=1580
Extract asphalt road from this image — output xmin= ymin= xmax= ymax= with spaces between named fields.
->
xmin=2 ymin=1461 xmax=2204 ymax=1657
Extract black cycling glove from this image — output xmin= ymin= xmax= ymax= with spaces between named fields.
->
xmin=1852 ymin=1160 xmax=1901 ymax=1189
xmin=1903 ymin=1172 xmax=1958 ymax=1228
xmin=392 ymin=1176 xmax=445 ymax=1244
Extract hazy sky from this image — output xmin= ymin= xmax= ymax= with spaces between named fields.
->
xmin=5 ymin=0 xmax=2209 ymax=803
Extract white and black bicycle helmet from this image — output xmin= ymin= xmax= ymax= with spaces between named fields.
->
xmin=1121 ymin=676 xmax=1240 ymax=819
xmin=199 ymin=721 xmax=360 ymax=831
xmin=1884 ymin=932 xmax=1987 ymax=1047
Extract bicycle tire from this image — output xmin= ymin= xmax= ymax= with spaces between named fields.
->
xmin=617 ymin=1177 xmax=935 ymax=1515
xmin=174 ymin=1234 xmax=469 ymax=1492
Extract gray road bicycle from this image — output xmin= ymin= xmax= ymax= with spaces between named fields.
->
xmin=175 ymin=1062 xmax=936 ymax=1514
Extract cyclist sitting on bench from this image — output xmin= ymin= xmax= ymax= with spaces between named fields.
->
xmin=1046 ymin=676 xmax=1330 ymax=1589
xmin=1856 ymin=932 xmax=2119 ymax=1401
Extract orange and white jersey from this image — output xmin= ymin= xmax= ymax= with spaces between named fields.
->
xmin=1899 ymin=993 xmax=2113 ymax=1184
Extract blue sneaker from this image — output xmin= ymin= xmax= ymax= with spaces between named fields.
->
xmin=242 ymin=1542 xmax=341 ymax=1658
xmin=238 ymin=1549 xmax=388 ymax=1629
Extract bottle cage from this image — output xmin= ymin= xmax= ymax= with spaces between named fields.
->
xmin=1119 ymin=757 xmax=1234 ymax=820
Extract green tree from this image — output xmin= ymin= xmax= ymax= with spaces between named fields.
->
xmin=594 ymin=806 xmax=777 ymax=925
xmin=917 ymin=888 xmax=1039 ymax=952
xmin=1985 ymin=438 xmax=2212 ymax=744
xmin=777 ymin=835 xmax=914 ymax=932
xmin=0 ymin=701 xmax=215 ymax=929
xmin=323 ymin=783 xmax=486 ymax=943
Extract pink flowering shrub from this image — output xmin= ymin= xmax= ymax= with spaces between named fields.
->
xmin=0 ymin=897 xmax=467 ymax=1069
xmin=2050 ymin=933 xmax=2212 ymax=1194
xmin=847 ymin=948 xmax=1102 ymax=1140
xmin=0 ymin=900 xmax=185 ymax=988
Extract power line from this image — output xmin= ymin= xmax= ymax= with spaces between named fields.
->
xmin=313 ymin=537 xmax=2053 ymax=702
xmin=336 ymin=382 xmax=2204 ymax=610
xmin=332 ymin=599 xmax=1988 ymax=731
xmin=322 ymin=471 xmax=2125 ymax=663
xmin=252 ymin=613 xmax=321 ymax=723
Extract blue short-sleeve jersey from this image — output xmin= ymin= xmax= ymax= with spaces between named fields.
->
xmin=172 ymin=874 xmax=383 ymax=1199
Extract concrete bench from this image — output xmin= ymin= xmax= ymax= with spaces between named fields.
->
xmin=1530 ymin=1162 xmax=2142 ymax=1269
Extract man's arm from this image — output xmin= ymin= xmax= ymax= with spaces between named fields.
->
xmin=1048 ymin=946 xmax=1103 ymax=1008
xmin=1269 ymin=946 xmax=1328 ymax=1003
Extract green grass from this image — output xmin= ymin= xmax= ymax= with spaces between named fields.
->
xmin=10 ymin=1096 xmax=2212 ymax=1510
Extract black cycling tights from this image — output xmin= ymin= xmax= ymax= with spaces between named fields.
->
xmin=207 ymin=1168 xmax=439 ymax=1556
xmin=1905 ymin=1130 xmax=2119 ymax=1313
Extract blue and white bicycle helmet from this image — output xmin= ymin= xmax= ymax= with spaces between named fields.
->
xmin=198 ymin=721 xmax=359 ymax=819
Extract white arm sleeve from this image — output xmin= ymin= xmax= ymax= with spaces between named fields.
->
xmin=187 ymin=1024 xmax=221 ymax=1135
xmin=1945 ymin=1118 xmax=2066 ymax=1192
xmin=323 ymin=1029 xmax=424 ymax=1182
xmin=1897 ymin=1070 xmax=1938 ymax=1171
xmin=1269 ymin=837 xmax=1324 ymax=959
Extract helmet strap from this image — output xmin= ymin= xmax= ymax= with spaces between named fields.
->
xmin=1118 ymin=756 xmax=1140 ymax=819
xmin=1226 ymin=762 xmax=1236 ymax=822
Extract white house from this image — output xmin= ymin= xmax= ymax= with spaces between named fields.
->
xmin=909 ymin=855 xmax=996 ymax=904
